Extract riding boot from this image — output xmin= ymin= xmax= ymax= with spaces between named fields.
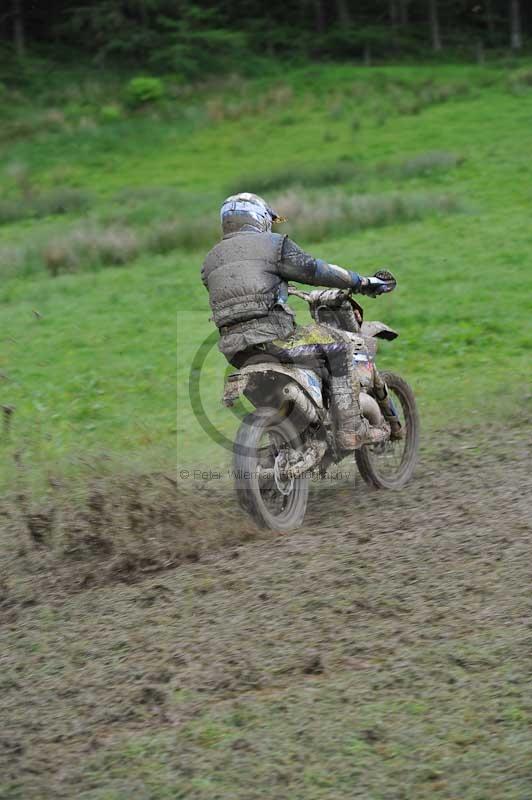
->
xmin=330 ymin=374 xmax=389 ymax=451
xmin=373 ymin=373 xmax=403 ymax=441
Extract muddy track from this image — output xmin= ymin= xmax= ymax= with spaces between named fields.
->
xmin=1 ymin=426 xmax=531 ymax=799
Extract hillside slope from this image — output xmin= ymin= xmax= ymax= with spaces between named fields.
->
xmin=1 ymin=62 xmax=532 ymax=800
xmin=0 ymin=64 xmax=531 ymax=485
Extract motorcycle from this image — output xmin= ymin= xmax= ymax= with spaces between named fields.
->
xmin=222 ymin=272 xmax=419 ymax=531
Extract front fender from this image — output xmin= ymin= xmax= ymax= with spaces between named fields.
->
xmin=360 ymin=321 xmax=398 ymax=340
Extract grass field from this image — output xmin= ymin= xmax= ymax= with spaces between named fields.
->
xmin=0 ymin=62 xmax=531 ymax=488
xmin=1 ymin=59 xmax=532 ymax=800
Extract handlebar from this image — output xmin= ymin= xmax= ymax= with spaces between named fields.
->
xmin=286 ymin=286 xmax=308 ymax=300
xmin=287 ymin=286 xmax=350 ymax=303
xmin=288 ymin=270 xmax=396 ymax=303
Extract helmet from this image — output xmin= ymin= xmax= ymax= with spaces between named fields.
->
xmin=220 ymin=192 xmax=285 ymax=235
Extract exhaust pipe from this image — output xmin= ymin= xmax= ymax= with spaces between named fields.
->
xmin=359 ymin=392 xmax=383 ymax=426
xmin=282 ymin=385 xmax=381 ymax=427
xmin=282 ymin=383 xmax=320 ymax=423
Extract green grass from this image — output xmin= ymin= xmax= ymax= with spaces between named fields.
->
xmin=72 ymin=672 xmax=531 ymax=799
xmin=0 ymin=62 xmax=531 ymax=488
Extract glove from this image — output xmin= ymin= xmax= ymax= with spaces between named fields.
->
xmin=359 ymin=270 xmax=397 ymax=297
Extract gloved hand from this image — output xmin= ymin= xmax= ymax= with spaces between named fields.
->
xmin=359 ymin=270 xmax=397 ymax=297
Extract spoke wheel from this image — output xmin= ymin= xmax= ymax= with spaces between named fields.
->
xmin=356 ymin=371 xmax=419 ymax=490
xmin=234 ymin=407 xmax=309 ymax=531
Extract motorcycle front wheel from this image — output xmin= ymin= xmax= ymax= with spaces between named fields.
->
xmin=233 ymin=407 xmax=309 ymax=531
xmin=356 ymin=371 xmax=420 ymax=490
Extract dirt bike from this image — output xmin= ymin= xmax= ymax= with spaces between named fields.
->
xmin=222 ymin=274 xmax=419 ymax=531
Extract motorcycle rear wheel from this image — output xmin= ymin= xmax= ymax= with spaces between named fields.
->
xmin=356 ymin=371 xmax=419 ymax=490
xmin=233 ymin=407 xmax=309 ymax=531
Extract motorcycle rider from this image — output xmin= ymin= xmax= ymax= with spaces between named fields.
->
xmin=201 ymin=192 xmax=402 ymax=449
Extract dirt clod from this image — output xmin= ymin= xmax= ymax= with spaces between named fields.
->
xmin=302 ymin=650 xmax=324 ymax=674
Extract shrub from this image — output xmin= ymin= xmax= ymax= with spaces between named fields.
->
xmin=227 ymin=161 xmax=363 ymax=195
xmin=228 ymin=149 xmax=462 ymax=198
xmin=42 ymin=226 xmax=141 ymax=275
xmin=265 ymin=83 xmax=294 ymax=107
xmin=272 ymin=190 xmax=466 ymax=243
xmin=517 ymin=69 xmax=532 ymax=87
xmin=146 ymin=218 xmax=217 ymax=254
xmin=0 ymin=188 xmax=92 ymax=225
xmin=205 ymin=98 xmax=226 ymax=123
xmin=125 ymin=77 xmax=164 ymax=108
xmin=95 ymin=227 xmax=140 ymax=265
xmin=393 ymin=151 xmax=463 ymax=179
xmin=395 ymin=96 xmax=422 ymax=116
xmin=32 ymin=188 xmax=92 ymax=217
xmin=507 ymin=69 xmax=532 ymax=93
xmin=0 ymin=185 xmax=466 ymax=278
xmin=100 ymin=104 xmax=123 ymax=122
xmin=42 ymin=109 xmax=67 ymax=129
xmin=39 ymin=217 xmax=217 ymax=276
xmin=0 ymin=243 xmax=37 ymax=278
xmin=146 ymin=219 xmax=187 ymax=255
xmin=78 ymin=117 xmax=98 ymax=132
xmin=42 ymin=240 xmax=76 ymax=276
xmin=5 ymin=161 xmax=32 ymax=197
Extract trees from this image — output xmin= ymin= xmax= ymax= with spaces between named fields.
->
xmin=428 ymin=0 xmax=442 ymax=52
xmin=12 ymin=0 xmax=25 ymax=58
xmin=0 ymin=0 xmax=529 ymax=69
xmin=0 ymin=0 xmax=27 ymax=58
xmin=335 ymin=0 xmax=351 ymax=27
xmin=510 ymin=0 xmax=523 ymax=51
xmin=399 ymin=0 xmax=410 ymax=27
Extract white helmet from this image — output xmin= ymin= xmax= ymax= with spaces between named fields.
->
xmin=220 ymin=192 xmax=285 ymax=235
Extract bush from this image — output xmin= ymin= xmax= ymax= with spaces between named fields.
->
xmin=100 ymin=104 xmax=123 ymax=122
xmin=0 ymin=242 xmax=37 ymax=278
xmin=392 ymin=151 xmax=463 ymax=179
xmin=229 ymin=150 xmax=462 ymax=196
xmin=146 ymin=219 xmax=188 ymax=255
xmin=227 ymin=161 xmax=363 ymax=195
xmin=125 ymin=77 xmax=164 ymax=108
xmin=0 ymin=185 xmax=466 ymax=278
xmin=42 ymin=226 xmax=141 ymax=275
xmin=33 ymin=188 xmax=92 ymax=217
xmin=146 ymin=218 xmax=217 ymax=254
xmin=272 ymin=190 xmax=466 ymax=243
xmin=0 ymin=188 xmax=92 ymax=225
xmin=507 ymin=69 xmax=532 ymax=93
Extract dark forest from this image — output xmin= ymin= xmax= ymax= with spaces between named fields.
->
xmin=1 ymin=1 xmax=530 ymax=75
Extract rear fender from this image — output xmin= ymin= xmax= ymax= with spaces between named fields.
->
xmin=222 ymin=363 xmax=323 ymax=409
xmin=222 ymin=373 xmax=250 ymax=407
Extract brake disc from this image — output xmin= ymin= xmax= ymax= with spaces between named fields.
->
xmin=273 ymin=452 xmax=295 ymax=496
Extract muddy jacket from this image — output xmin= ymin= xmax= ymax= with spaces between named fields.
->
xmin=201 ymin=227 xmax=364 ymax=358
